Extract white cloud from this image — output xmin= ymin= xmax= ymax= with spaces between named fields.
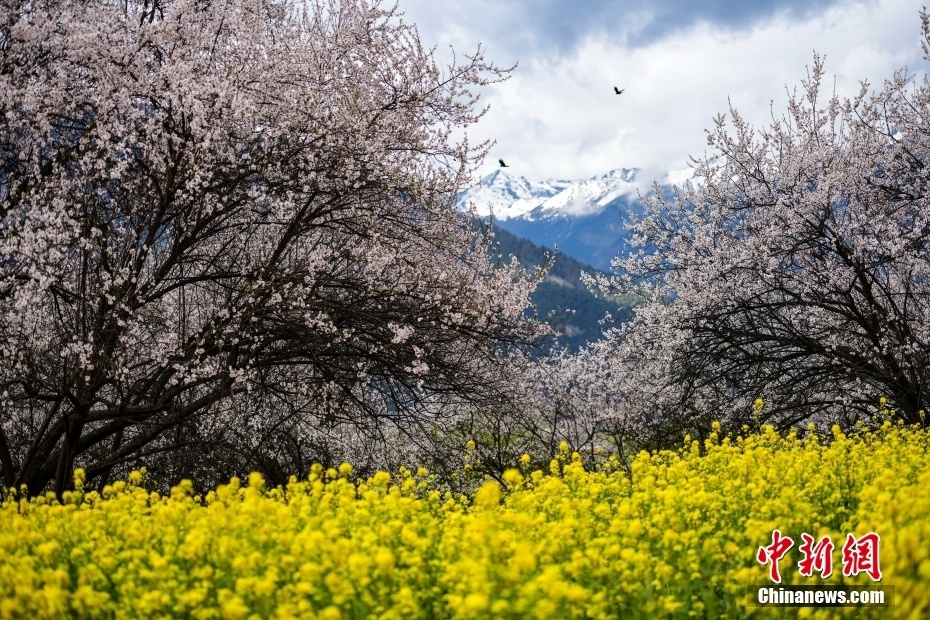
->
xmin=441 ymin=0 xmax=929 ymax=188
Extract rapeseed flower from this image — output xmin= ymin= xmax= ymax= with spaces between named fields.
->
xmin=1 ymin=424 xmax=928 ymax=618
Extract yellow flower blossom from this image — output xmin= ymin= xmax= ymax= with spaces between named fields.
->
xmin=0 ymin=424 xmax=928 ymax=618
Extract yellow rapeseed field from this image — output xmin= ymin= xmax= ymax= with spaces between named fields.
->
xmin=1 ymin=422 xmax=929 ymax=619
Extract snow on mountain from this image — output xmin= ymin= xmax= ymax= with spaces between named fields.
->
xmin=458 ymin=168 xmax=648 ymax=271
xmin=457 ymin=168 xmax=639 ymax=221
xmin=535 ymin=168 xmax=639 ymax=218
xmin=455 ymin=169 xmax=569 ymax=219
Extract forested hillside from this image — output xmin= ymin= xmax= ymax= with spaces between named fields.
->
xmin=488 ymin=225 xmax=634 ymax=350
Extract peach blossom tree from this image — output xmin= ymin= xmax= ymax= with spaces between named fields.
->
xmin=0 ymin=0 xmax=548 ymax=494
xmin=585 ymin=15 xmax=930 ymax=446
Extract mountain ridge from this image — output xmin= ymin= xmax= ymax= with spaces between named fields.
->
xmin=459 ymin=167 xmax=653 ymax=271
xmin=458 ymin=167 xmax=640 ymax=222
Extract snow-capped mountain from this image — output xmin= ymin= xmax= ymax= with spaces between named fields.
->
xmin=458 ymin=168 xmax=648 ymax=271
xmin=458 ymin=168 xmax=639 ymax=221
xmin=456 ymin=170 xmax=572 ymax=220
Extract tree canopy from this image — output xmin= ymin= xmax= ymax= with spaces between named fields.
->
xmin=585 ymin=40 xmax=930 ymax=446
xmin=0 ymin=0 xmax=548 ymax=495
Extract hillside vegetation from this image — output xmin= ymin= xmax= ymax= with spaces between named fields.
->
xmin=488 ymin=225 xmax=634 ymax=350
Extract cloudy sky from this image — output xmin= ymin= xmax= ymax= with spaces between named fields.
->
xmin=399 ymin=0 xmax=930 ymax=188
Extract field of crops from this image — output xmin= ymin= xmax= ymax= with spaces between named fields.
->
xmin=1 ymin=422 xmax=928 ymax=619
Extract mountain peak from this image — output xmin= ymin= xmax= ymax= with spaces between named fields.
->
xmin=458 ymin=170 xmax=562 ymax=220
xmin=600 ymin=168 xmax=637 ymax=183
xmin=481 ymin=168 xmax=515 ymax=185
xmin=458 ymin=167 xmax=640 ymax=221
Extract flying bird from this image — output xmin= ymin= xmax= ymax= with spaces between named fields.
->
xmin=614 ymin=87 xmax=625 ymax=94
xmin=499 ymin=159 xmax=509 ymax=167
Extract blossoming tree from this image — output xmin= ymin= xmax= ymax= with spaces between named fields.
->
xmin=0 ymin=0 xmax=548 ymax=495
xmin=587 ymin=15 xmax=930 ymax=445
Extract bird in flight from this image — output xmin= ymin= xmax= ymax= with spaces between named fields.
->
xmin=614 ymin=87 xmax=625 ymax=94
xmin=499 ymin=159 xmax=509 ymax=167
